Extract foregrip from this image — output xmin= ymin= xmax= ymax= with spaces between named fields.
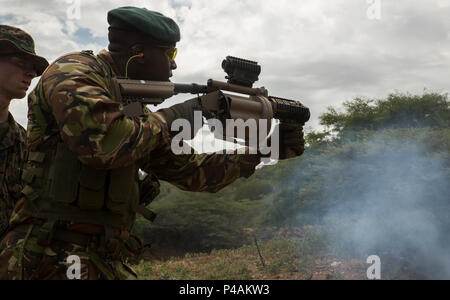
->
xmin=269 ymin=97 xmax=311 ymax=125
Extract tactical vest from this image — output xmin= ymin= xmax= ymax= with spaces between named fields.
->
xmin=20 ymin=51 xmax=158 ymax=233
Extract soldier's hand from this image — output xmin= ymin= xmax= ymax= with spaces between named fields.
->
xmin=157 ymin=98 xmax=203 ymax=138
xmin=139 ymin=174 xmax=161 ymax=206
xmin=279 ymin=122 xmax=305 ymax=160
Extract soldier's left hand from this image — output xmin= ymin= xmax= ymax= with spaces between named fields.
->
xmin=278 ymin=122 xmax=305 ymax=160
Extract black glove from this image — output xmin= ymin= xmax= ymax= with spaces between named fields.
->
xmin=139 ymin=173 xmax=161 ymax=206
xmin=279 ymin=122 xmax=305 ymax=160
xmin=158 ymin=98 xmax=203 ymax=139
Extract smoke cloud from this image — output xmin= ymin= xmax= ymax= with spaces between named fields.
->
xmin=317 ymin=129 xmax=450 ymax=279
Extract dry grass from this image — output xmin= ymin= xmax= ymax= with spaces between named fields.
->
xmin=134 ymin=227 xmax=366 ymax=280
xmin=132 ymin=226 xmax=423 ymax=280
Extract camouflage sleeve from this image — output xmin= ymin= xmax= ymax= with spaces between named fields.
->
xmin=139 ymin=135 xmax=261 ymax=193
xmin=30 ymin=53 xmax=165 ymax=169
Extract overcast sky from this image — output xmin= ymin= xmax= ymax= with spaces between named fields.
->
xmin=1 ymin=0 xmax=449 ymax=131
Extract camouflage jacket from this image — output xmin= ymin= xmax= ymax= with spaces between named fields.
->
xmin=0 ymin=114 xmax=26 ymax=232
xmin=10 ymin=50 xmax=260 ymax=224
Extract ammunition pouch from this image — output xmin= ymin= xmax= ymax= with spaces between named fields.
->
xmin=20 ymin=141 xmax=158 ymax=232
xmin=122 ymin=234 xmax=146 ymax=260
xmin=14 ymin=223 xmax=129 ymax=261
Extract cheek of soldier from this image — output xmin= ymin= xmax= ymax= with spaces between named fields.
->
xmin=139 ymin=47 xmax=172 ymax=82
xmin=0 ymin=58 xmax=35 ymax=100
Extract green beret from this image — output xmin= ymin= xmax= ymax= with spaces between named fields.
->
xmin=108 ymin=7 xmax=180 ymax=44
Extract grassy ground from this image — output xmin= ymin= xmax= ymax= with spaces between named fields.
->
xmin=132 ymin=227 xmax=395 ymax=280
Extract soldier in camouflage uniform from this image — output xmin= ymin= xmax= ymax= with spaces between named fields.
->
xmin=0 ymin=25 xmax=48 ymax=240
xmin=0 ymin=7 xmax=305 ymax=280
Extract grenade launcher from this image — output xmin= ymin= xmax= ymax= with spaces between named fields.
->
xmin=113 ymin=56 xmax=310 ymax=140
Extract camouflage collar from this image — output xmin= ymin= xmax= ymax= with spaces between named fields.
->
xmin=0 ymin=113 xmax=25 ymax=151
xmin=97 ymin=49 xmax=120 ymax=77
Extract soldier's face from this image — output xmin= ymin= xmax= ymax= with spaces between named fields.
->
xmin=128 ymin=43 xmax=177 ymax=81
xmin=0 ymin=54 xmax=37 ymax=101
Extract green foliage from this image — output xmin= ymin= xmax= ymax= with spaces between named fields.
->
xmin=305 ymin=129 xmax=333 ymax=147
xmin=233 ymin=179 xmax=274 ymax=201
xmin=140 ymin=182 xmax=266 ymax=253
xmin=320 ymin=92 xmax=449 ymax=136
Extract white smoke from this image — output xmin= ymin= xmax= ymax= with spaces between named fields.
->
xmin=320 ymin=128 xmax=450 ymax=279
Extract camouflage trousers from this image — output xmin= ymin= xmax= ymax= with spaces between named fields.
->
xmin=0 ymin=226 xmax=137 ymax=280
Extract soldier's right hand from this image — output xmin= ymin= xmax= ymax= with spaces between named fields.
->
xmin=157 ymin=98 xmax=203 ymax=139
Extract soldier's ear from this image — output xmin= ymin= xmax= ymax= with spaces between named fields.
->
xmin=130 ymin=45 xmax=145 ymax=56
